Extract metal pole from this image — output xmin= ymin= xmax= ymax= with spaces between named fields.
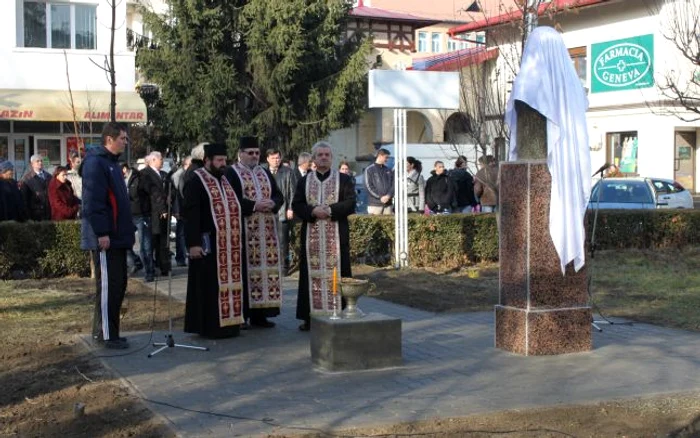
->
xmin=399 ymin=109 xmax=408 ymax=267
xmin=393 ymin=108 xmax=400 ymax=268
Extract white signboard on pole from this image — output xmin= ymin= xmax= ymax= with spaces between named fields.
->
xmin=368 ymin=70 xmax=460 ymax=109
xmin=367 ymin=70 xmax=460 ymax=268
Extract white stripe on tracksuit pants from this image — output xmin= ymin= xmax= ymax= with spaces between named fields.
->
xmin=93 ymin=249 xmax=128 ymax=342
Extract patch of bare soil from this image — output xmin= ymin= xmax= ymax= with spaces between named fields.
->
xmin=353 ymin=263 xmax=499 ymax=313
xmin=278 ymin=393 xmax=700 ymax=437
xmin=0 ymin=278 xmax=179 ymax=438
xmin=4 ymin=270 xmax=700 ymax=437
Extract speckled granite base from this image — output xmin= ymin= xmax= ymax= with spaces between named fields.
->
xmin=496 ymin=161 xmax=592 ymax=356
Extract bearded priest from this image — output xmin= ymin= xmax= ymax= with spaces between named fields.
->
xmin=183 ymin=143 xmax=244 ymax=339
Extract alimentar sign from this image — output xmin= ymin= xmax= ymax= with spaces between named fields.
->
xmin=591 ymin=34 xmax=654 ymax=93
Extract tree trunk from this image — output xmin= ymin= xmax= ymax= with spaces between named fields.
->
xmin=109 ymin=0 xmax=117 ymax=123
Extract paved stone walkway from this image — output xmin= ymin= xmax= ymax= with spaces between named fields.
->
xmin=92 ymin=269 xmax=700 ymax=437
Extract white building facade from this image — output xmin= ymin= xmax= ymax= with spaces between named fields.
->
xmin=0 ymin=0 xmax=146 ymax=178
xmin=450 ymin=0 xmax=700 ymax=192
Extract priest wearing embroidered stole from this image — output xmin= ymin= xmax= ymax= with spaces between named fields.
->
xmin=293 ymin=141 xmax=356 ymax=331
xmin=183 ymin=143 xmax=243 ymax=339
xmin=225 ymin=137 xmax=284 ymax=329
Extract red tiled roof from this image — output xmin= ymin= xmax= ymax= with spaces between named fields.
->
xmin=409 ymin=47 xmax=500 ymax=71
xmin=448 ymin=0 xmax=610 ymax=35
xmin=349 ymin=5 xmax=439 ymax=23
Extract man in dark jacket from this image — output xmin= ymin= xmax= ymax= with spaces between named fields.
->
xmin=264 ymin=148 xmax=296 ymax=276
xmin=449 ymin=156 xmax=477 ymax=213
xmin=20 ymin=154 xmax=52 ymax=221
xmin=364 ymin=148 xmax=394 ymax=215
xmin=138 ymin=151 xmax=171 ymax=280
xmin=122 ymin=163 xmax=144 ymax=274
xmin=80 ymin=122 xmax=135 ymax=349
xmin=425 ymin=161 xmax=454 ymax=214
xmin=0 ymin=160 xmax=28 ymax=222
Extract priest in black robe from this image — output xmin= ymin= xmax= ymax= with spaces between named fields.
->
xmin=225 ymin=137 xmax=285 ymax=329
xmin=293 ymin=141 xmax=356 ymax=331
xmin=183 ymin=143 xmax=243 ymax=339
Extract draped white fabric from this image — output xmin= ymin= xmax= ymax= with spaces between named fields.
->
xmin=504 ymin=26 xmax=592 ymax=274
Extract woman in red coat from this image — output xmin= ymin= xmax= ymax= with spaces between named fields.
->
xmin=48 ymin=166 xmax=80 ymax=220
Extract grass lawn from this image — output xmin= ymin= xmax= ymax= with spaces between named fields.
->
xmin=356 ymin=247 xmax=700 ymax=332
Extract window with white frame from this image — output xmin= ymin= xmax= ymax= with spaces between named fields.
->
xmin=23 ymin=1 xmax=97 ymax=50
xmin=431 ymin=32 xmax=441 ymax=53
xmin=417 ymin=31 xmax=428 ymax=52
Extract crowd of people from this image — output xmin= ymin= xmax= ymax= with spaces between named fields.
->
xmin=363 ymin=148 xmax=500 ymax=216
xmin=0 ymin=123 xmax=501 ymax=349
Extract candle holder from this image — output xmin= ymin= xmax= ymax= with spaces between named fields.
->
xmin=329 ymin=293 xmax=341 ymax=320
xmin=340 ymin=278 xmax=375 ymax=319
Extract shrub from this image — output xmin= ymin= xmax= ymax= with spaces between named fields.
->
xmin=2 ymin=210 xmax=699 ymax=279
xmin=0 ymin=220 xmax=90 ymax=279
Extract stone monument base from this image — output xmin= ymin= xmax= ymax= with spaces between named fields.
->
xmin=310 ymin=313 xmax=402 ymax=371
xmin=495 ymin=305 xmax=592 ymax=355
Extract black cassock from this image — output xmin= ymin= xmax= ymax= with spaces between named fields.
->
xmin=224 ymin=165 xmax=284 ymax=322
xmin=182 ymin=171 xmax=241 ymax=339
xmin=292 ymin=170 xmax=356 ymax=323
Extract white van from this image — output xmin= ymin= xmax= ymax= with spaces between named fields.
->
xmin=382 ymin=143 xmax=488 ymax=179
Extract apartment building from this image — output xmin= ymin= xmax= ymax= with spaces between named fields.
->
xmin=0 ymin=0 xmax=146 ymax=177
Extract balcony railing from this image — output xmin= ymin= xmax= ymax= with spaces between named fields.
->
xmin=127 ymin=29 xmax=157 ymax=51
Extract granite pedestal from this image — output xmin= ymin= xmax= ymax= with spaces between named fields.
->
xmin=310 ymin=313 xmax=402 ymax=371
xmin=496 ymin=161 xmax=592 ymax=356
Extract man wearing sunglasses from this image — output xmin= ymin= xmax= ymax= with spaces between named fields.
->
xmin=225 ymin=137 xmax=284 ymax=329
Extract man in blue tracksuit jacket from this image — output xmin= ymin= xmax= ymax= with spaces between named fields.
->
xmin=80 ymin=122 xmax=135 ymax=349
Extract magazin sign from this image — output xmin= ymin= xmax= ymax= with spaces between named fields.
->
xmin=591 ymin=34 xmax=654 ymax=93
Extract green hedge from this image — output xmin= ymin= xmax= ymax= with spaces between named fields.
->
xmin=1 ymin=210 xmax=699 ymax=278
xmin=0 ymin=220 xmax=90 ymax=279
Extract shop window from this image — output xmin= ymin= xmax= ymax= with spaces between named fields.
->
xmin=22 ymin=1 xmax=97 ymax=50
xmin=0 ymin=121 xmax=10 ymax=133
xmin=431 ymin=32 xmax=441 ymax=53
xmin=568 ymin=46 xmax=587 ymax=86
xmin=13 ymin=121 xmax=61 ymax=134
xmin=417 ymin=31 xmax=428 ymax=52
xmin=606 ymin=131 xmax=638 ymax=175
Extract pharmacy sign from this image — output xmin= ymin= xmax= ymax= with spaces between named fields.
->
xmin=591 ymin=34 xmax=654 ymax=93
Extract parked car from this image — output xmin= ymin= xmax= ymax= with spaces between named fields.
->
xmin=354 ymin=173 xmax=369 ymax=214
xmin=589 ymin=177 xmax=693 ymax=209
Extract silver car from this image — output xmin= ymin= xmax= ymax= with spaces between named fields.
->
xmin=589 ymin=177 xmax=694 ymax=209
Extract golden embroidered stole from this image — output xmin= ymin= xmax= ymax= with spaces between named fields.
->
xmin=194 ymin=168 xmax=243 ymax=327
xmin=305 ymin=170 xmax=341 ymax=315
xmin=231 ymin=163 xmax=282 ymax=309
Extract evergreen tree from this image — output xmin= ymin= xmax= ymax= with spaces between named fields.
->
xmin=242 ymin=0 xmax=371 ymax=153
xmin=137 ymin=1 xmax=249 ymax=149
xmin=137 ymin=0 xmax=370 ymax=155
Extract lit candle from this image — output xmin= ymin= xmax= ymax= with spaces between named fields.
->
xmin=332 ymin=267 xmax=337 ymax=296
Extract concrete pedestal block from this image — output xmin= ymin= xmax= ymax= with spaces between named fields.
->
xmin=310 ymin=313 xmax=402 ymax=371
xmin=496 ymin=161 xmax=592 ymax=356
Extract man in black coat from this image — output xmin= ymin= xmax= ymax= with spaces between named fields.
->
xmin=0 ymin=160 xmax=28 ymax=222
xmin=138 ymin=151 xmax=171 ymax=279
xmin=449 ymin=155 xmax=477 ymax=213
xmin=264 ymin=148 xmax=296 ymax=276
xmin=425 ymin=161 xmax=454 ymax=214
xmin=20 ymin=154 xmax=52 ymax=221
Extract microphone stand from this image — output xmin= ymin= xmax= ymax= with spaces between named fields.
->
xmin=588 ymin=167 xmax=633 ymax=332
xmin=149 ymin=172 xmax=209 ymax=358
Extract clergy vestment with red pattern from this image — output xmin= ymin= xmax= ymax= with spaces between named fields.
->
xmin=292 ymin=170 xmax=356 ymax=323
xmin=225 ymin=163 xmax=284 ymax=321
xmin=183 ymin=167 xmax=244 ymax=338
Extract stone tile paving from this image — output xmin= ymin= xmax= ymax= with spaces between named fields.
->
xmin=92 ymin=274 xmax=700 ymax=437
